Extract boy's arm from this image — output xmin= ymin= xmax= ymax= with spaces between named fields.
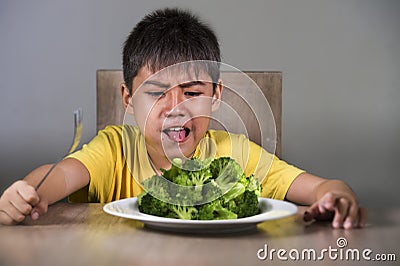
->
xmin=285 ymin=172 xmax=367 ymax=229
xmin=0 ymin=158 xmax=89 ymax=225
xmin=25 ymin=158 xmax=90 ymax=204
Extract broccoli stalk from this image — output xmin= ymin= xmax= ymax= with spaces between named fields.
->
xmin=169 ymin=205 xmax=198 ymax=220
xmin=222 ymin=182 xmax=245 ymax=203
xmin=190 ymin=169 xmax=212 ymax=187
xmin=190 ymin=169 xmax=212 ymax=202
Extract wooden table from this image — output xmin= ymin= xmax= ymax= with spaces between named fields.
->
xmin=0 ymin=203 xmax=399 ymax=266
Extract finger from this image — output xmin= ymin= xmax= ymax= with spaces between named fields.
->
xmin=30 ymin=199 xmax=48 ymax=220
xmin=357 ymin=207 xmax=368 ymax=228
xmin=0 ymin=210 xmax=16 ymax=226
xmin=343 ymin=202 xmax=359 ymax=229
xmin=30 ymin=209 xmax=39 ymax=220
xmin=9 ymin=193 xmax=34 ymax=215
xmin=35 ymin=199 xmax=48 ymax=214
xmin=304 ymin=202 xmax=321 ymax=221
xmin=320 ymin=192 xmax=336 ymax=212
xmin=16 ymin=183 xmax=40 ymax=206
xmin=305 ymin=199 xmax=337 ymax=222
xmin=332 ymin=198 xmax=349 ymax=228
xmin=0 ymin=201 xmax=26 ymax=223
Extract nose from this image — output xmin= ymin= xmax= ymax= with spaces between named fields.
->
xmin=163 ymin=87 xmax=185 ymax=117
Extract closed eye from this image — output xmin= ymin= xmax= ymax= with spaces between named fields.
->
xmin=146 ymin=91 xmax=165 ymax=98
xmin=184 ymin=91 xmax=203 ymax=97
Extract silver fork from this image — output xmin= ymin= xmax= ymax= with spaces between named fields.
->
xmin=35 ymin=108 xmax=83 ymax=190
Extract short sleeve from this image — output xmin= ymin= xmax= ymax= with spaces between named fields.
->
xmin=66 ymin=126 xmax=121 ymax=202
xmin=260 ymin=155 xmax=305 ymax=200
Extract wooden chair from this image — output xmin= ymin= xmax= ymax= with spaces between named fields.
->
xmin=96 ymin=70 xmax=282 ymax=157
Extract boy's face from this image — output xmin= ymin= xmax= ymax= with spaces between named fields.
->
xmin=122 ymin=65 xmax=222 ymax=161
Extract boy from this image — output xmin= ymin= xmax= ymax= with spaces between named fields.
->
xmin=0 ymin=8 xmax=366 ymax=228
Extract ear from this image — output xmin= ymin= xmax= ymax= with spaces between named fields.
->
xmin=211 ymin=80 xmax=223 ymax=112
xmin=120 ymin=83 xmax=134 ymax=114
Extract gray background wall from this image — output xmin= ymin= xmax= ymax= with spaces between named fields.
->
xmin=0 ymin=0 xmax=399 ymax=207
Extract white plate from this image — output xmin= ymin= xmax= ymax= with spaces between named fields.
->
xmin=103 ymin=197 xmax=298 ymax=234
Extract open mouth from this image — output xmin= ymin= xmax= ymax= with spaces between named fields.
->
xmin=163 ymin=127 xmax=191 ymax=142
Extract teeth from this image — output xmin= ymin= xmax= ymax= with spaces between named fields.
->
xmin=165 ymin=127 xmax=184 ymax=132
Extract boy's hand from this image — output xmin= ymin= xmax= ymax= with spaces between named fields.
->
xmin=0 ymin=180 xmax=48 ymax=225
xmin=304 ymin=191 xmax=367 ymax=229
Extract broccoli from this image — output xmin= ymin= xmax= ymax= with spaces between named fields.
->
xmin=141 ymin=174 xmax=171 ymax=202
xmin=162 ymin=157 xmax=213 ymax=205
xmin=172 ymin=185 xmax=203 ymax=206
xmin=210 ymin=157 xmax=243 ymax=193
xmin=138 ymin=192 xmax=170 ymax=217
xmin=160 ymin=158 xmax=183 ymax=182
xmin=138 ymin=192 xmax=200 ymax=219
xmin=168 ymin=205 xmax=199 ymax=220
xmin=182 ymin=157 xmax=212 ymax=171
xmin=172 ymin=173 xmax=193 ymax=186
xmin=244 ymin=174 xmax=262 ymax=196
xmin=222 ymin=174 xmax=261 ymax=218
xmin=189 ymin=168 xmax=212 ymax=187
xmin=167 ymin=172 xmax=202 ymax=205
xmin=138 ymin=157 xmax=262 ymax=220
xmin=222 ymin=182 xmax=245 ymax=203
xmin=233 ymin=190 xmax=260 ymax=218
xmin=198 ymin=199 xmax=237 ymax=220
xmin=219 ymin=171 xmax=261 ymax=218
xmin=202 ymin=180 xmax=223 ymax=203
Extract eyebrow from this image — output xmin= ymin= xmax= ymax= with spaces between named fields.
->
xmin=142 ymin=80 xmax=170 ymax=89
xmin=179 ymin=80 xmax=206 ymax=88
xmin=142 ymin=80 xmax=206 ymax=89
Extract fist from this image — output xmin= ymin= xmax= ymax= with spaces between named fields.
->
xmin=0 ymin=180 xmax=47 ymax=225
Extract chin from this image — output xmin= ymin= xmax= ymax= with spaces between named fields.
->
xmin=162 ymin=141 xmax=196 ymax=160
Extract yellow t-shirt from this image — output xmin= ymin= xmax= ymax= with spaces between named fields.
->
xmin=67 ymin=125 xmax=304 ymax=203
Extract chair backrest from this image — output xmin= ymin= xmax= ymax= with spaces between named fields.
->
xmin=97 ymin=70 xmax=282 ymax=156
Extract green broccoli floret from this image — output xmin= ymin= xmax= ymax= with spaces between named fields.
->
xmin=210 ymin=157 xmax=243 ymax=193
xmin=221 ymin=174 xmax=261 ymax=218
xmin=159 ymin=158 xmax=183 ymax=181
xmin=172 ymin=173 xmax=193 ymax=186
xmin=198 ymin=200 xmax=238 ymax=220
xmin=232 ymin=190 xmax=260 ymax=218
xmin=202 ymin=180 xmax=223 ymax=203
xmin=183 ymin=157 xmax=213 ymax=171
xmin=164 ymin=157 xmax=213 ymax=205
xmin=222 ymin=181 xmax=245 ymax=203
xmin=168 ymin=172 xmax=201 ymax=205
xmin=138 ymin=157 xmax=261 ymax=220
xmin=137 ymin=192 xmax=170 ymax=217
xmin=189 ymin=168 xmax=212 ymax=187
xmin=168 ymin=205 xmax=199 ymax=220
xmin=245 ymin=174 xmax=262 ymax=196
xmin=221 ymin=173 xmax=260 ymax=201
xmin=141 ymin=174 xmax=171 ymax=202
xmin=172 ymin=185 xmax=203 ymax=206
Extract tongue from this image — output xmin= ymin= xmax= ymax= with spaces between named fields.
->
xmin=167 ymin=129 xmax=187 ymax=142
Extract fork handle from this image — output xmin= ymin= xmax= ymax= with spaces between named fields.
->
xmin=35 ymin=158 xmax=63 ymax=190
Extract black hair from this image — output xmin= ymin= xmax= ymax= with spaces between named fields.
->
xmin=122 ymin=8 xmax=221 ymax=94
